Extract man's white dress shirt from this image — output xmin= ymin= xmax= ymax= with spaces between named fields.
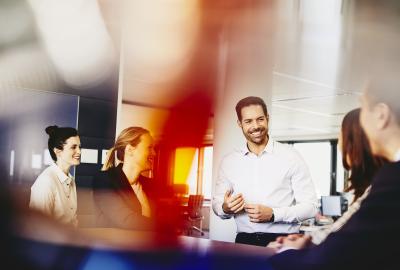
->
xmin=29 ymin=163 xmax=78 ymax=226
xmin=212 ymin=138 xmax=318 ymax=234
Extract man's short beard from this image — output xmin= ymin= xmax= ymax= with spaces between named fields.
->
xmin=245 ymin=130 xmax=268 ymax=145
xmin=250 ymin=135 xmax=267 ymax=145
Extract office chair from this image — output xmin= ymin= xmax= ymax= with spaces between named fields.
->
xmin=173 ymin=184 xmax=189 ymax=198
xmin=186 ymin=194 xmax=204 ymax=236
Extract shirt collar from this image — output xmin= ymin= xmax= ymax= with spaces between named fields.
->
xmin=51 ymin=163 xmax=73 ymax=184
xmin=239 ymin=137 xmax=274 ymax=156
xmin=394 ymin=149 xmax=400 ymax=162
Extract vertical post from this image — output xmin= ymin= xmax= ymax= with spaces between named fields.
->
xmin=330 ymin=140 xmax=337 ymax=195
xmin=197 ymin=147 xmax=204 ymax=195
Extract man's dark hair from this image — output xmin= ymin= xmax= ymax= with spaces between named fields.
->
xmin=235 ymin=96 xmax=268 ymax=121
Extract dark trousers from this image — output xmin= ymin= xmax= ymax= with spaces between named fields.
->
xmin=235 ymin=232 xmax=289 ymax=247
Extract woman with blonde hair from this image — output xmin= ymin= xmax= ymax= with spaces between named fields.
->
xmin=93 ymin=127 xmax=156 ymax=230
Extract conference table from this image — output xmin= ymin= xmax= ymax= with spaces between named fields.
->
xmin=78 ymin=227 xmax=276 ymax=257
xmin=74 ymin=227 xmax=276 ymax=269
xmin=14 ymin=209 xmax=278 ymax=269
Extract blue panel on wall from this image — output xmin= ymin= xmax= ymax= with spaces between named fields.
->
xmin=0 ymin=88 xmax=79 ymax=185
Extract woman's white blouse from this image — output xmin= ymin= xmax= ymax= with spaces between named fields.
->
xmin=29 ymin=163 xmax=78 ymax=226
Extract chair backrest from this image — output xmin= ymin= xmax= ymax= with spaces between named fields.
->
xmin=173 ymin=184 xmax=189 ymax=197
xmin=187 ymin=194 xmax=204 ymax=218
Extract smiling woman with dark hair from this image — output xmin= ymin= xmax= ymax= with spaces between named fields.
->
xmin=29 ymin=125 xmax=81 ymax=227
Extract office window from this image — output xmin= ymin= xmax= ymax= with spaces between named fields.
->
xmin=202 ymin=146 xmax=213 ymax=199
xmin=336 ymin=148 xmax=346 ymax=193
xmin=293 ymin=142 xmax=331 ymax=197
xmin=173 ymin=146 xmax=213 ymax=199
xmin=173 ymin=148 xmax=198 ymax=195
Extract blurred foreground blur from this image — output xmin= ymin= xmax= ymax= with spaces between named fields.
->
xmin=1 ymin=0 xmax=400 ymax=269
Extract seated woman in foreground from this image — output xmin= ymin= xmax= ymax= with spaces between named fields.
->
xmin=268 ymin=108 xmax=387 ymax=251
xmin=93 ymin=127 xmax=156 ymax=230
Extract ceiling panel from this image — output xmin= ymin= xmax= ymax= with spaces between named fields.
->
xmin=116 ymin=0 xmax=400 ymax=141
xmin=273 ymin=92 xmax=360 ymax=116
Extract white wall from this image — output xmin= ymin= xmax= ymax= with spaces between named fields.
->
xmin=117 ymin=103 xmax=214 ymax=143
xmin=117 ymin=103 xmax=170 ymax=140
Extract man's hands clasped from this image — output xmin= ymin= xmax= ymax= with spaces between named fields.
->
xmin=244 ymin=204 xmax=273 ymax=223
xmin=222 ymin=190 xmax=274 ymax=223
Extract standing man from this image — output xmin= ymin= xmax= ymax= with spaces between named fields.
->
xmin=212 ymin=96 xmax=318 ymax=247
xmin=268 ymin=73 xmax=400 ymax=269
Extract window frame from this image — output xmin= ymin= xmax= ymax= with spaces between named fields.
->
xmin=173 ymin=144 xmax=213 ymax=199
xmin=280 ymin=139 xmax=342 ymax=195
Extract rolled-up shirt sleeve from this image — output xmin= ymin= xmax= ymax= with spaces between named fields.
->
xmin=272 ymin=152 xmax=318 ymax=223
xmin=212 ymin=158 xmax=234 ymax=219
